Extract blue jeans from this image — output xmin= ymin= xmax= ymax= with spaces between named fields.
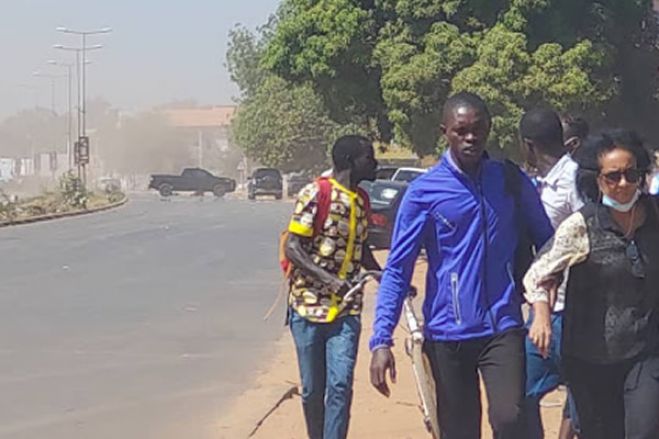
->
xmin=524 ymin=312 xmax=564 ymax=439
xmin=289 ymin=311 xmax=361 ymax=439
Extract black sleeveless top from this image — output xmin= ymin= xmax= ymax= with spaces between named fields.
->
xmin=564 ymin=196 xmax=659 ymax=364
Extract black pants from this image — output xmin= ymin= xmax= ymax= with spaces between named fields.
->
xmin=424 ymin=328 xmax=526 ymax=439
xmin=564 ymin=355 xmax=659 ymax=439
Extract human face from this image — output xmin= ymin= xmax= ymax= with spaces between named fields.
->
xmin=597 ymin=148 xmax=642 ymax=205
xmin=352 ymin=144 xmax=378 ymax=183
xmin=441 ymin=106 xmax=490 ymax=172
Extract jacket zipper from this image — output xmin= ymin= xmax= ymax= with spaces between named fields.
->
xmin=478 ymin=181 xmax=498 ymax=332
xmin=451 ymin=272 xmax=462 ymax=324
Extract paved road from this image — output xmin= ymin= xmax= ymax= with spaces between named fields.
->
xmin=0 ymin=194 xmax=293 ymax=438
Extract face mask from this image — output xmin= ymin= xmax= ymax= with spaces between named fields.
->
xmin=602 ymin=189 xmax=641 ymax=213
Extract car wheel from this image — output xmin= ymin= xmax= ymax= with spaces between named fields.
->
xmin=158 ymin=183 xmax=173 ymax=197
xmin=212 ymin=184 xmax=226 ymax=198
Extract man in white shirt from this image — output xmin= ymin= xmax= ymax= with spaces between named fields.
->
xmin=519 ymin=108 xmax=585 ymax=439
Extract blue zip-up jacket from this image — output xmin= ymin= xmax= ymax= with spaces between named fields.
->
xmin=369 ymin=154 xmax=553 ymax=349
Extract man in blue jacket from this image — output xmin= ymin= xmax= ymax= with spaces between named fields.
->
xmin=369 ymin=92 xmax=553 ymax=439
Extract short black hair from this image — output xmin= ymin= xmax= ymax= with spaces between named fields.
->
xmin=519 ymin=107 xmax=564 ymax=155
xmin=573 ymin=129 xmax=651 ymax=202
xmin=331 ymin=135 xmax=372 ymax=172
xmin=561 ymin=114 xmax=589 ymax=140
xmin=442 ymin=91 xmax=491 ymax=126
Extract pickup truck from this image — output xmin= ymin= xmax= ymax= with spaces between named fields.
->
xmin=148 ymin=168 xmax=236 ymax=197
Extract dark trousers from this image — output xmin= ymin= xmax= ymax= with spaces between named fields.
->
xmin=424 ymin=328 xmax=526 ymax=439
xmin=564 ymin=355 xmax=659 ymax=439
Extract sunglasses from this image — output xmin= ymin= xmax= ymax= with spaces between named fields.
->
xmin=600 ymin=168 xmax=643 ymax=184
xmin=626 ymin=240 xmax=646 ymax=279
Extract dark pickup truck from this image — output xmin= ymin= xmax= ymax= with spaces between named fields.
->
xmin=149 ymin=168 xmax=236 ymax=197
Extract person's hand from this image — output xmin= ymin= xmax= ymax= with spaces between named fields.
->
xmin=370 ymin=347 xmax=396 ymax=397
xmin=327 ymin=276 xmax=350 ymax=295
xmin=529 ymin=302 xmax=552 ymax=359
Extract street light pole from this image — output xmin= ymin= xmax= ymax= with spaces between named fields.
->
xmin=49 ymin=60 xmax=75 ymax=170
xmin=55 ymin=27 xmax=111 ymax=184
xmin=56 ymin=27 xmax=111 ymax=137
xmin=32 ymin=71 xmax=61 ymax=115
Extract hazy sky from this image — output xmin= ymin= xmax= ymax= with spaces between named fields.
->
xmin=0 ymin=0 xmax=281 ymax=119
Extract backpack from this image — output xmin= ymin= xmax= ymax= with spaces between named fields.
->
xmin=278 ymin=178 xmax=333 ymax=278
xmin=503 ymin=160 xmax=535 ymax=299
xmin=278 ymin=177 xmax=370 ymax=278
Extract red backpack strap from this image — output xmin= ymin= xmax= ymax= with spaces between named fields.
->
xmin=356 ymin=186 xmax=371 ymax=222
xmin=313 ymin=177 xmax=332 ymax=236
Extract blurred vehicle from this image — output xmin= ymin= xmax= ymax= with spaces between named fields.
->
xmin=391 ymin=167 xmax=427 ymax=183
xmin=248 ymin=168 xmax=283 ymax=200
xmin=375 ymin=166 xmax=399 ymax=180
xmin=98 ymin=177 xmax=122 ymax=194
xmin=286 ymin=171 xmax=313 ymax=197
xmin=361 ymin=180 xmax=408 ymax=249
xmin=148 ymin=168 xmax=236 ymax=197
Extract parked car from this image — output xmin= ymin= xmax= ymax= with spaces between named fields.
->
xmin=286 ymin=171 xmax=314 ymax=197
xmin=375 ymin=166 xmax=399 ymax=180
xmin=361 ymin=180 xmax=409 ymax=249
xmin=248 ymin=168 xmax=283 ymax=200
xmin=148 ymin=168 xmax=236 ymax=197
xmin=98 ymin=177 xmax=122 ymax=194
xmin=391 ymin=167 xmax=427 ymax=183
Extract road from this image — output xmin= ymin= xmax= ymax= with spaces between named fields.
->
xmin=0 ymin=194 xmax=293 ymax=439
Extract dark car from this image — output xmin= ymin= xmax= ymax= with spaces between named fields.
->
xmin=287 ymin=171 xmax=313 ymax=197
xmin=148 ymin=168 xmax=236 ymax=197
xmin=248 ymin=168 xmax=283 ymax=200
xmin=361 ymin=180 xmax=408 ymax=249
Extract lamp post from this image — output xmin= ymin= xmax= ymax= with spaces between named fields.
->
xmin=31 ymin=71 xmax=63 ymax=115
xmin=55 ymin=27 xmax=111 ymax=136
xmin=48 ymin=60 xmax=75 ymax=170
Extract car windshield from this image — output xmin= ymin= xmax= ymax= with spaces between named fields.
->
xmin=367 ymin=184 xmax=403 ymax=206
xmin=376 ymin=168 xmax=397 ymax=180
xmin=393 ymin=170 xmax=423 ymax=182
xmin=254 ymin=169 xmax=280 ymax=179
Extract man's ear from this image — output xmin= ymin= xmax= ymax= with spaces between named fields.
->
xmin=440 ymin=123 xmax=447 ymax=136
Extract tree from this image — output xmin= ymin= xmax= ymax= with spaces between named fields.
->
xmin=232 ymin=76 xmax=360 ymax=172
xmin=227 ymin=24 xmax=364 ymax=171
xmin=0 ymin=108 xmax=67 ymax=157
xmin=265 ymin=0 xmax=659 ymax=157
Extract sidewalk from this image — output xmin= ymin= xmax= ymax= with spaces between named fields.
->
xmin=218 ymin=254 xmax=566 ymax=439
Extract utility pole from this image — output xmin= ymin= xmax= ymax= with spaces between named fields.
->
xmin=48 ymin=60 xmax=75 ymax=170
xmin=54 ymin=26 xmax=112 ymax=184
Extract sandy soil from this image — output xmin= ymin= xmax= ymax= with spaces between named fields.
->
xmin=217 ymin=254 xmax=566 ymax=439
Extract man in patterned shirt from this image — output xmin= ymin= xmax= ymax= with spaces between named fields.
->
xmin=285 ymin=135 xmax=381 ymax=439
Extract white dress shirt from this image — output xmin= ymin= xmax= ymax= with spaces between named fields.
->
xmin=536 ymin=154 xmax=584 ymax=312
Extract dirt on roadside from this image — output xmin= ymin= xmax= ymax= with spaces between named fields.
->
xmin=217 ymin=254 xmax=566 ymax=439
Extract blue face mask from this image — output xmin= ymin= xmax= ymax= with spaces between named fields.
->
xmin=602 ymin=189 xmax=641 ymax=213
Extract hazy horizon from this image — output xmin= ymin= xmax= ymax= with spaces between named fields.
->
xmin=0 ymin=0 xmax=281 ymax=120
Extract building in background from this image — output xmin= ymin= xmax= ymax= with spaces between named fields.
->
xmin=163 ymin=106 xmax=246 ymax=182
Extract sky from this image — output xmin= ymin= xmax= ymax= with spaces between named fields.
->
xmin=0 ymin=0 xmax=282 ymax=119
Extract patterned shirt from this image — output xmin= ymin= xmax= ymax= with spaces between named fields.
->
xmin=288 ymin=178 xmax=369 ymax=323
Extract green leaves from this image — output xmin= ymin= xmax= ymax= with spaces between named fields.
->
xmin=258 ymin=0 xmax=657 ymax=158
xmin=232 ymin=77 xmax=362 ymax=172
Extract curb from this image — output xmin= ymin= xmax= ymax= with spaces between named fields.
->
xmin=0 ymin=195 xmax=128 ymax=228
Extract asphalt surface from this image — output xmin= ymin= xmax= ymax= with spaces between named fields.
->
xmin=0 ymin=193 xmax=293 ymax=438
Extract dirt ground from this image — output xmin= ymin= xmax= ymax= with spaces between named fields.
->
xmin=217 ymin=254 xmax=566 ymax=439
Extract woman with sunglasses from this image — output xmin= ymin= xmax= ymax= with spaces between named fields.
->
xmin=524 ymin=129 xmax=659 ymax=439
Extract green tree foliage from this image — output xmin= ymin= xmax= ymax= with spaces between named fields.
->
xmin=265 ymin=0 xmax=658 ymax=157
xmin=227 ymin=23 xmax=364 ymax=171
